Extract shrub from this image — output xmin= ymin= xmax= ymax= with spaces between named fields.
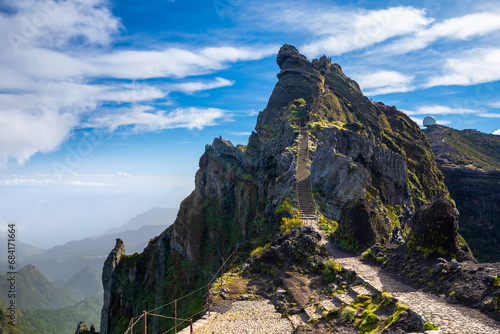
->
xmin=319 ymin=216 xmax=338 ymax=237
xmin=250 ymin=243 xmax=270 ymax=257
xmin=365 ymin=312 xmax=378 ymax=324
xmin=494 ymin=275 xmax=500 ymax=288
xmin=362 ymin=248 xmax=374 ymax=260
xmin=381 ymin=292 xmax=394 ymax=306
xmin=323 ymin=259 xmax=342 ymax=280
xmin=275 ymin=197 xmax=296 ymax=221
xmin=423 ymin=322 xmax=438 ymax=330
xmin=280 ymin=217 xmax=302 ymax=233
xmin=340 ymin=306 xmax=356 ymax=323
xmin=294 ymin=98 xmax=306 ymax=107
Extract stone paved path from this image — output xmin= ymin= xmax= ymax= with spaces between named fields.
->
xmin=194 ymin=300 xmax=293 ymax=334
xmin=322 ymin=239 xmax=500 ymax=334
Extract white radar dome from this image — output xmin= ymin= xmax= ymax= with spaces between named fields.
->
xmin=423 ymin=116 xmax=437 ymax=127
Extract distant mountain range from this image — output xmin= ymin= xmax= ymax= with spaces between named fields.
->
xmin=17 ymin=295 xmax=103 ymax=334
xmin=0 ymin=266 xmax=103 ymax=334
xmin=0 ymin=207 xmax=177 ymax=298
xmin=0 ymin=265 xmax=84 ymax=310
xmin=60 ymin=266 xmax=103 ymax=298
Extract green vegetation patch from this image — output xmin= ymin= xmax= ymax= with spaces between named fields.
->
xmin=423 ymin=321 xmax=438 ymax=330
xmin=280 ymin=217 xmax=303 ymax=234
xmin=319 ymin=215 xmax=338 ymax=238
xmin=323 ymin=259 xmax=342 ymax=281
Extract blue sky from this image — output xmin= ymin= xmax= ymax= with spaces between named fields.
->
xmin=1 ymin=0 xmax=500 ymax=248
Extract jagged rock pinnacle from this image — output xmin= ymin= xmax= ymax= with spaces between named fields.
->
xmin=276 ymin=44 xmax=308 ymax=69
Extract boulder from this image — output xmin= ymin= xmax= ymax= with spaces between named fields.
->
xmin=409 ymin=199 xmax=474 ymax=261
xmin=336 ymin=199 xmax=390 ymax=251
xmin=75 ymin=321 xmax=88 ymax=334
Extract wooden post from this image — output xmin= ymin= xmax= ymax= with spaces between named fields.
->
xmin=143 ymin=311 xmax=147 ymax=334
xmin=208 ymin=284 xmax=211 ymax=316
xmin=230 ymin=251 xmax=236 ymax=275
xmin=220 ymin=264 xmax=223 ymax=293
xmin=174 ymin=299 xmax=177 ymax=334
xmin=190 ymin=319 xmax=193 ymax=333
xmin=129 ymin=318 xmax=134 ymax=334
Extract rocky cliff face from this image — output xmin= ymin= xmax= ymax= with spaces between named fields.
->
xmin=100 ymin=239 xmax=125 ymax=334
xmin=425 ymin=125 xmax=500 ymax=262
xmin=101 ymin=45 xmax=464 ymax=333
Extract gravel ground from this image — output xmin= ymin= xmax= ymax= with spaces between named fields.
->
xmin=323 ymin=237 xmax=500 ymax=334
xmin=195 ymin=300 xmax=293 ymax=334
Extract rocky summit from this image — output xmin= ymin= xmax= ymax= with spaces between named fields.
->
xmin=98 ymin=45 xmax=500 ymax=334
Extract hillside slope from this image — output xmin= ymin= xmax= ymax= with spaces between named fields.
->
xmin=17 ymin=296 xmax=103 ymax=334
xmin=0 ymin=265 xmax=83 ymax=310
xmin=425 ymin=125 xmax=500 ymax=262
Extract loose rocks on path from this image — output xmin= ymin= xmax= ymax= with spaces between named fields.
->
xmin=195 ymin=299 xmax=293 ymax=334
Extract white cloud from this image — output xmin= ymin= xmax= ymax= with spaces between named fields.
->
xmin=87 ymin=106 xmax=226 ymax=132
xmin=88 ymin=46 xmax=275 ymax=80
xmin=229 ymin=131 xmax=252 ymax=136
xmin=65 ymin=181 xmax=113 ymax=186
xmin=489 ymin=101 xmax=500 ymax=108
xmin=387 ymin=12 xmax=500 ymax=54
xmin=0 ymin=172 xmax=126 ymax=186
xmin=0 ymin=108 xmax=78 ymax=166
xmin=2 ymin=0 xmax=121 ymax=54
xmin=493 ymin=129 xmax=500 ymax=135
xmin=169 ymin=77 xmax=234 ymax=94
xmin=300 ymin=7 xmax=432 ymax=56
xmin=404 ymin=105 xmax=480 ymax=116
xmin=425 ymin=48 xmax=500 ymax=87
xmin=478 ymin=113 xmax=500 ymax=118
xmin=0 ymin=1 xmax=275 ymax=167
xmin=354 ymin=70 xmax=415 ymax=95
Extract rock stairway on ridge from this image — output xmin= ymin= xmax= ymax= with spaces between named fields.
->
xmin=296 ymin=125 xmax=318 ymax=225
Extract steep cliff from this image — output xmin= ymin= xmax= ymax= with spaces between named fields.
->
xmin=425 ymin=125 xmax=500 ymax=262
xmin=101 ymin=45 xmax=462 ymax=333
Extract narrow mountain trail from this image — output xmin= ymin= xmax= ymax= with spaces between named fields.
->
xmin=192 ymin=300 xmax=293 ymax=334
xmin=321 ymin=239 xmax=500 ymax=334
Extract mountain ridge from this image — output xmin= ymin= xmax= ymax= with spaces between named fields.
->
xmin=99 ymin=44 xmax=477 ymax=334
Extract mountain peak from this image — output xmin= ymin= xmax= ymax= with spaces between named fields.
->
xmin=276 ymin=44 xmax=308 ymax=68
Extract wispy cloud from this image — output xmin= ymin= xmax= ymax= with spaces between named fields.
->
xmin=404 ymin=105 xmax=480 ymax=116
xmin=169 ymin=77 xmax=234 ymax=94
xmin=87 ymin=106 xmax=226 ymax=132
xmin=355 ymin=70 xmax=415 ymax=96
xmin=0 ymin=0 xmax=275 ymax=167
xmin=489 ymin=101 xmax=500 ymax=108
xmin=425 ymin=48 xmax=500 ymax=87
xmin=386 ymin=11 xmax=500 ymax=54
xmin=300 ymin=6 xmax=432 ymax=57
xmin=478 ymin=113 xmax=500 ymax=118
xmin=228 ymin=131 xmax=252 ymax=136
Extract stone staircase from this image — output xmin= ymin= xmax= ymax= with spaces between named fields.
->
xmin=296 ymin=125 xmax=318 ymax=225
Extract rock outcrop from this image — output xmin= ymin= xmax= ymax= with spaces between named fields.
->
xmin=408 ymin=199 xmax=474 ymax=261
xmin=101 ymin=45 xmax=469 ymax=333
xmin=337 ymin=199 xmax=390 ymax=250
xmin=100 ymin=239 xmax=124 ymax=334
xmin=75 ymin=321 xmax=88 ymax=333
